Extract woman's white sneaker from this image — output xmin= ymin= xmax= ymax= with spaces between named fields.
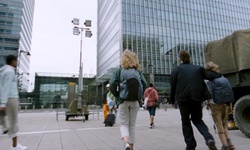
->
xmin=124 ymin=143 xmax=130 ymax=150
xmin=10 ymin=143 xmax=27 ymax=150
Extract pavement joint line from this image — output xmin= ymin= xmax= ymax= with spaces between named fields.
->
xmin=20 ymin=129 xmax=72 ymax=135
xmin=0 ymin=122 xmax=180 ymax=137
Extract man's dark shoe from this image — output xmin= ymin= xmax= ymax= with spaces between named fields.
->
xmin=3 ymin=130 xmax=8 ymax=134
xmin=221 ymin=146 xmax=229 ymax=150
xmin=228 ymin=145 xmax=235 ymax=150
xmin=207 ymin=140 xmax=218 ymax=150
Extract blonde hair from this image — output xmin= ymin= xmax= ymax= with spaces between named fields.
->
xmin=206 ymin=61 xmax=219 ymax=72
xmin=121 ymin=49 xmax=140 ymax=70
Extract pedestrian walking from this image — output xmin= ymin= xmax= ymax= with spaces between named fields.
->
xmin=170 ymin=50 xmax=218 ymax=150
xmin=144 ymin=83 xmax=159 ymax=129
xmin=205 ymin=62 xmax=235 ymax=150
xmin=102 ymin=86 xmax=109 ymax=122
xmin=0 ymin=109 xmax=8 ymax=134
xmin=106 ymin=84 xmax=117 ymax=116
xmin=110 ymin=50 xmax=147 ymax=150
xmin=102 ymin=98 xmax=109 ymax=122
xmin=163 ymin=97 xmax=168 ymax=111
xmin=0 ymin=55 xmax=27 ymax=150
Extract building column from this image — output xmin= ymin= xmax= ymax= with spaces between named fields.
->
xmin=149 ymin=73 xmax=154 ymax=84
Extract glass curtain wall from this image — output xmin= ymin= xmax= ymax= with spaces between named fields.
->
xmin=33 ymin=73 xmax=79 ymax=108
xmin=33 ymin=73 xmax=96 ymax=108
xmin=121 ymin=0 xmax=250 ymax=74
xmin=97 ymin=0 xmax=121 ymax=77
xmin=18 ymin=0 xmax=35 ymax=91
xmin=0 ymin=0 xmax=35 ymax=91
xmin=0 ymin=0 xmax=23 ymax=65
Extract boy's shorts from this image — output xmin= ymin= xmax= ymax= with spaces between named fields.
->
xmin=147 ymin=106 xmax=156 ymax=116
xmin=210 ymin=104 xmax=228 ymax=134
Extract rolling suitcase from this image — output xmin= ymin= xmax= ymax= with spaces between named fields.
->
xmin=104 ymin=114 xmax=115 ymax=127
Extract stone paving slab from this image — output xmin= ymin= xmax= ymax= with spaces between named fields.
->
xmin=0 ymin=108 xmax=249 ymax=150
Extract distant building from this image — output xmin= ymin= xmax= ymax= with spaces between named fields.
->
xmin=96 ymin=0 xmax=250 ymax=99
xmin=33 ymin=73 xmax=96 ymax=108
xmin=0 ymin=0 xmax=35 ymax=91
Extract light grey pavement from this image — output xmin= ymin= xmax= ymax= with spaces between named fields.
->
xmin=0 ymin=107 xmax=249 ymax=150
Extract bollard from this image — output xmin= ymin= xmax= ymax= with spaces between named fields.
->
xmin=160 ymin=103 xmax=163 ymax=109
xmin=51 ymin=104 xmax=53 ymax=111
xmin=56 ymin=106 xmax=59 ymax=121
xmin=25 ymin=105 xmax=27 ymax=111
xmin=61 ymin=104 xmax=63 ymax=109
xmin=33 ymin=105 xmax=35 ymax=110
xmin=41 ymin=105 xmax=44 ymax=111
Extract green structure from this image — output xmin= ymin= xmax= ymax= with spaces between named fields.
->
xmin=33 ymin=73 xmax=95 ymax=109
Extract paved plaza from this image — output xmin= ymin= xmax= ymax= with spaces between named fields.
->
xmin=0 ymin=107 xmax=249 ymax=150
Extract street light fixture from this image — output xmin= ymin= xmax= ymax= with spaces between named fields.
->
xmin=72 ymin=18 xmax=79 ymax=25
xmin=165 ymin=51 xmax=172 ymax=55
xmin=84 ymin=20 xmax=91 ymax=27
xmin=71 ymin=18 xmax=92 ymax=110
xmin=73 ymin=27 xmax=80 ymax=35
xmin=18 ymin=50 xmax=31 ymax=73
xmin=85 ymin=30 xmax=93 ymax=37
xmin=20 ymin=50 xmax=31 ymax=56
xmin=18 ymin=72 xmax=30 ymax=76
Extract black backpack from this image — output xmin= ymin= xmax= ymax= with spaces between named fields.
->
xmin=207 ymin=76 xmax=234 ymax=104
xmin=119 ymin=68 xmax=143 ymax=101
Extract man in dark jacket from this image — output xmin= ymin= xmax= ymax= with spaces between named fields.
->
xmin=170 ymin=50 xmax=217 ymax=150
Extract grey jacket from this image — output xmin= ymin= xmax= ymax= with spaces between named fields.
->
xmin=0 ymin=65 xmax=19 ymax=107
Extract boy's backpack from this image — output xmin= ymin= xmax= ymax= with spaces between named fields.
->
xmin=119 ymin=68 xmax=143 ymax=101
xmin=209 ymin=76 xmax=234 ymax=104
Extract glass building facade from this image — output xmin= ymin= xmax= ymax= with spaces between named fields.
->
xmin=121 ymin=0 xmax=250 ymax=75
xmin=97 ymin=0 xmax=250 ymax=76
xmin=97 ymin=0 xmax=122 ymax=77
xmin=97 ymin=0 xmax=250 ymax=97
xmin=0 ymin=0 xmax=35 ymax=91
xmin=33 ymin=73 xmax=96 ymax=108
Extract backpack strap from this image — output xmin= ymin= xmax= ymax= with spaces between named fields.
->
xmin=118 ymin=67 xmax=122 ymax=84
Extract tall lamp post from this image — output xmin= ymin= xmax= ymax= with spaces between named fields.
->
xmin=71 ymin=18 xmax=92 ymax=110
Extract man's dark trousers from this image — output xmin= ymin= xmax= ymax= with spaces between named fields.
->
xmin=178 ymin=100 xmax=214 ymax=150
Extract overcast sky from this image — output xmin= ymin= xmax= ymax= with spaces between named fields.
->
xmin=29 ymin=0 xmax=97 ymax=90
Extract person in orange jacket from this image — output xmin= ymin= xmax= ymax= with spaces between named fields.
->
xmin=103 ymin=99 xmax=109 ymax=121
xmin=103 ymin=84 xmax=110 ymax=121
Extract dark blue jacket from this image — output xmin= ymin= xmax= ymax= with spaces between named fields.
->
xmin=170 ymin=63 xmax=214 ymax=104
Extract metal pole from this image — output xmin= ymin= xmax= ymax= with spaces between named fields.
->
xmin=17 ymin=51 xmax=22 ymax=91
xmin=79 ymin=29 xmax=83 ymax=70
xmin=56 ymin=101 xmax=58 ymax=121
xmin=77 ymin=29 xmax=83 ymax=110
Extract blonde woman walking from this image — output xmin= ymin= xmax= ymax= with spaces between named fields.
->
xmin=110 ymin=50 xmax=147 ymax=150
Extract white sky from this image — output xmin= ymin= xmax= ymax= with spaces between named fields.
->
xmin=29 ymin=0 xmax=97 ymax=91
